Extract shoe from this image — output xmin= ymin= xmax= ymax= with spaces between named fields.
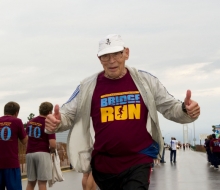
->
xmin=160 ymin=161 xmax=166 ymax=163
xmin=210 ymin=165 xmax=214 ymax=168
xmin=214 ymin=167 xmax=219 ymax=170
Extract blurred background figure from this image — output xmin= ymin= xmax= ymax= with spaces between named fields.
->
xmin=170 ymin=137 xmax=178 ymax=163
xmin=160 ymin=137 xmax=166 ymax=163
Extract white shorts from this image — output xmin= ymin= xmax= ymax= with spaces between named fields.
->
xmin=26 ymin=152 xmax=52 ymax=181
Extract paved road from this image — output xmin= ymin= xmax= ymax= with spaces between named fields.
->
xmin=150 ymin=148 xmax=220 ymax=190
xmin=22 ymin=148 xmax=220 ymax=190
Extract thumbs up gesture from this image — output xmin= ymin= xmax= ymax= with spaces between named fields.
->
xmin=45 ymin=104 xmax=61 ymax=132
xmin=184 ymin=90 xmax=200 ymax=118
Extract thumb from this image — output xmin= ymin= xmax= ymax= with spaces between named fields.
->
xmin=54 ymin=104 xmax=61 ymax=120
xmin=184 ymin=90 xmax=191 ymax=106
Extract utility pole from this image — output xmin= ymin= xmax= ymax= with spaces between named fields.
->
xmin=164 ymin=133 xmax=170 ymax=144
xmin=193 ymin=122 xmax=196 ymax=146
xmin=183 ymin=124 xmax=188 ymax=144
xmin=188 ymin=128 xmax=192 ymax=145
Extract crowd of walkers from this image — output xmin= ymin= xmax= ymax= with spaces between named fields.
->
xmin=204 ymin=134 xmax=220 ymax=170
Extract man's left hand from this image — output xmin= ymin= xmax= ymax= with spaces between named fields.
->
xmin=184 ymin=90 xmax=200 ymax=118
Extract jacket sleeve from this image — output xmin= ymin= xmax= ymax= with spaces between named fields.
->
xmin=142 ymin=72 xmax=197 ymax=124
xmin=55 ymin=85 xmax=80 ymax=132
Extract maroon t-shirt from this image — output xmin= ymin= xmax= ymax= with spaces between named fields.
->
xmin=210 ymin=138 xmax=220 ymax=152
xmin=0 ymin=115 xmax=27 ymax=169
xmin=26 ymin=116 xmax=56 ymax=154
xmin=91 ymin=70 xmax=153 ymax=174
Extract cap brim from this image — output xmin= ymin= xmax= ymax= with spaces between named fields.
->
xmin=98 ymin=46 xmax=124 ymax=56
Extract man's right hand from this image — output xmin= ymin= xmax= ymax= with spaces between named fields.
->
xmin=45 ymin=104 xmax=61 ymax=132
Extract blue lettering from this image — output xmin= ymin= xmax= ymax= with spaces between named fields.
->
xmin=108 ymin=97 xmax=115 ymax=106
xmin=127 ymin=95 xmax=135 ymax=103
xmin=0 ymin=126 xmax=11 ymax=141
xmin=28 ymin=125 xmax=32 ymax=136
xmin=28 ymin=125 xmax=41 ymax=138
xmin=119 ymin=95 xmax=127 ymax=105
xmin=34 ymin=127 xmax=41 ymax=138
xmin=101 ymin=98 xmax=108 ymax=107
xmin=115 ymin=96 xmax=120 ymax=105
xmin=135 ymin=94 xmax=140 ymax=103
xmin=101 ymin=93 xmax=141 ymax=107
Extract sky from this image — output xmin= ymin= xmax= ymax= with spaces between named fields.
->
xmin=1 ymin=0 xmax=220 ymax=144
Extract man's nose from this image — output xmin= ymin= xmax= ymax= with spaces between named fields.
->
xmin=109 ymin=54 xmax=116 ymax=63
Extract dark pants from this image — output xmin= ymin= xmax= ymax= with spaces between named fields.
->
xmin=212 ymin=152 xmax=220 ymax=168
xmin=160 ymin=148 xmax=166 ymax=163
xmin=170 ymin=150 xmax=176 ymax=162
xmin=92 ymin=163 xmax=152 ymax=190
xmin=206 ymin=149 xmax=211 ymax=162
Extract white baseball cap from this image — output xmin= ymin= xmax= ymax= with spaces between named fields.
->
xmin=97 ymin=34 xmax=125 ymax=57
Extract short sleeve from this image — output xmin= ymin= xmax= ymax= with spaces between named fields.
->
xmin=17 ymin=119 xmax=27 ymax=140
xmin=48 ymin=133 xmax=56 ymax=140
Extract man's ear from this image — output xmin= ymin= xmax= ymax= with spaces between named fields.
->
xmin=124 ymin=48 xmax=130 ymax=60
xmin=14 ymin=112 xmax=19 ymax=118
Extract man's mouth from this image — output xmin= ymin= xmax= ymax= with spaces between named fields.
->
xmin=109 ymin=66 xmax=118 ymax=71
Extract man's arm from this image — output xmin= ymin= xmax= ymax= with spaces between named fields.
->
xmin=20 ymin=135 xmax=28 ymax=145
xmin=144 ymin=72 xmax=200 ymax=123
xmin=210 ymin=146 xmax=213 ymax=153
xmin=210 ymin=140 xmax=213 ymax=153
xmin=49 ymin=139 xmax=56 ymax=152
xmin=45 ymin=87 xmax=79 ymax=133
xmin=18 ymin=119 xmax=28 ymax=145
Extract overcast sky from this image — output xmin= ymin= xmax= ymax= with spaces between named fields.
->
xmin=1 ymin=0 xmax=220 ymax=144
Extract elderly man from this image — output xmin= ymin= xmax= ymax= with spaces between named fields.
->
xmin=45 ymin=34 xmax=200 ymax=190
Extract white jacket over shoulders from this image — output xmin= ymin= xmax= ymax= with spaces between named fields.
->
xmin=54 ymin=66 xmax=196 ymax=173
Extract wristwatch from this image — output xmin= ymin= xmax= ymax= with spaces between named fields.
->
xmin=182 ymin=102 xmax=187 ymax=113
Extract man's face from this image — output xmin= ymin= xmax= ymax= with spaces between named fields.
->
xmin=98 ymin=48 xmax=129 ymax=79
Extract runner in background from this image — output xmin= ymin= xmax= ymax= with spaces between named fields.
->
xmin=0 ymin=101 xmax=28 ymax=190
xmin=26 ymin=102 xmax=56 ymax=190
